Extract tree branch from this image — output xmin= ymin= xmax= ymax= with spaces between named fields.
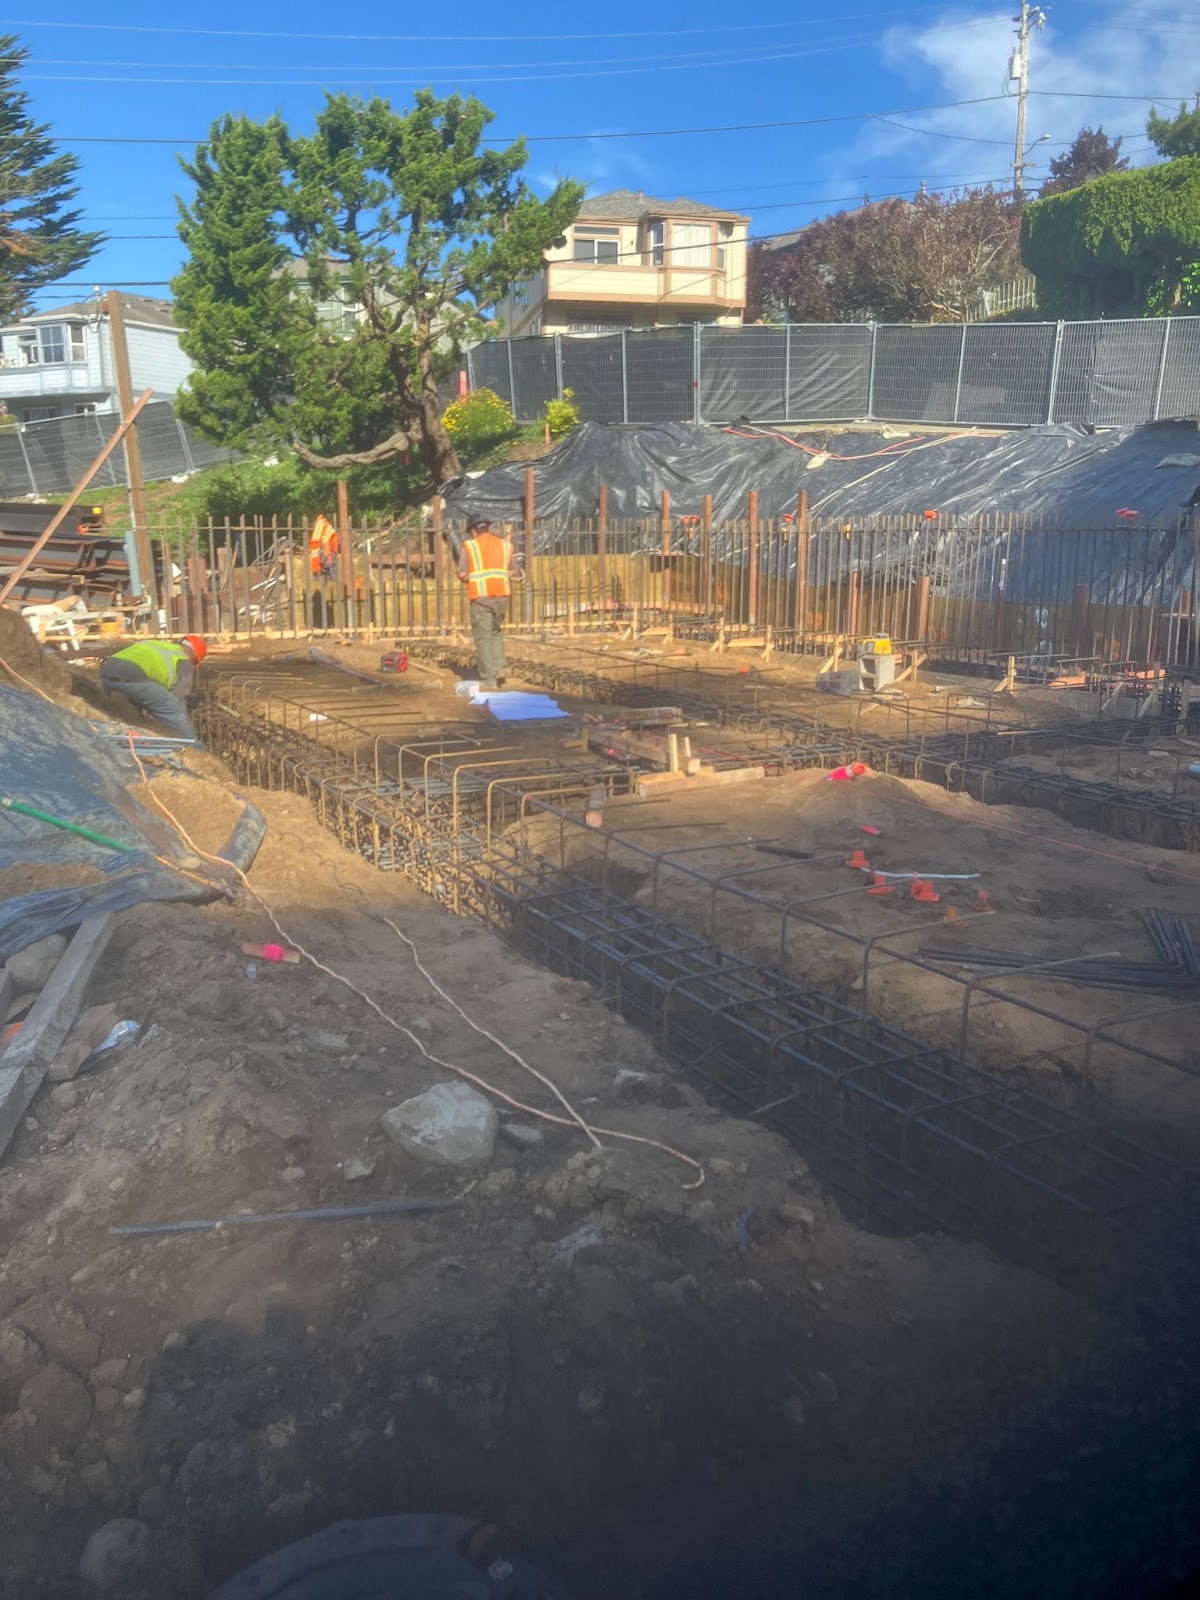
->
xmin=292 ymin=428 xmax=413 ymax=469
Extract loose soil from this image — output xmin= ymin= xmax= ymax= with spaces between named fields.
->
xmin=3 ymin=672 xmax=1200 ymax=1600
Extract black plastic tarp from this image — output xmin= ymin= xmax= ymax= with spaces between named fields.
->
xmin=445 ymin=419 xmax=1200 ymax=527
xmin=0 ymin=687 xmax=263 ymax=959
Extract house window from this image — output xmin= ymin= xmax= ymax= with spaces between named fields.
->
xmin=646 ymin=220 xmax=664 ymax=267
xmin=74 ymin=402 xmax=98 ymax=415
xmin=21 ymin=406 xmax=62 ymax=422
xmin=70 ymin=323 xmax=86 ymax=360
xmin=573 ymin=226 xmax=621 ymax=265
xmin=671 ymin=223 xmax=714 ymax=269
xmin=512 ymin=280 xmax=530 ymax=308
xmin=19 ymin=325 xmax=82 ymax=365
xmin=717 ymin=222 xmax=733 ymax=271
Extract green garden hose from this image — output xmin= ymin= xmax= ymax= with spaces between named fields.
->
xmin=0 ymin=796 xmax=134 ymax=854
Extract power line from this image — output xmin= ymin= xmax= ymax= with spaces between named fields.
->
xmin=50 ymin=89 xmax=1192 ymax=149
xmin=3 ymin=9 xmax=927 ymax=42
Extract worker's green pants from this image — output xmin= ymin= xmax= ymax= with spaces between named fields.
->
xmin=470 ymin=600 xmax=508 ymax=686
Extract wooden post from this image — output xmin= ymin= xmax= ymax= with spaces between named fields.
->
xmin=747 ymin=489 xmax=760 ymax=627
xmin=1071 ymin=582 xmax=1090 ymax=659
xmin=432 ymin=494 xmax=445 ymax=633
xmin=106 ymin=292 xmax=157 ymax=621
xmin=848 ymin=569 xmax=860 ymax=638
xmin=915 ymin=574 xmax=932 ymax=641
xmin=795 ymin=490 xmax=809 ymax=637
xmin=0 ymin=390 xmax=152 ymax=607
xmin=660 ymin=489 xmax=672 ymax=621
xmin=597 ymin=486 xmax=608 ymax=622
xmin=702 ymin=494 xmax=714 ymax=619
xmin=524 ymin=468 xmax=536 ymax=627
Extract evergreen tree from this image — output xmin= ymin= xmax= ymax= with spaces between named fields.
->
xmin=173 ymin=91 xmax=582 ymax=487
xmin=1147 ymin=99 xmax=1200 ymax=161
xmin=0 ymin=34 xmax=102 ymax=320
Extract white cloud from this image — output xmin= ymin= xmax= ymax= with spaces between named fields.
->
xmin=835 ymin=1 xmax=1200 ymax=192
xmin=531 ymin=134 xmax=658 ymax=197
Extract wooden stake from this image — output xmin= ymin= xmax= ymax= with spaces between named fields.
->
xmin=747 ymin=490 xmax=759 ymax=627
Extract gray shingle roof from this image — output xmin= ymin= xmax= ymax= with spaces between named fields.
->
xmin=579 ymin=188 xmax=746 ymax=221
xmin=23 ymin=293 xmax=177 ymax=329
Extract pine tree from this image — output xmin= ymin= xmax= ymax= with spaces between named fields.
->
xmin=0 ymin=35 xmax=102 ymax=320
xmin=173 ymin=91 xmax=582 ymax=486
xmin=1147 ymin=99 xmax=1200 ymax=161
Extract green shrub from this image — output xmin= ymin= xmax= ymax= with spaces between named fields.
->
xmin=544 ymin=387 xmax=580 ymax=439
xmin=441 ymin=388 xmax=515 ymax=450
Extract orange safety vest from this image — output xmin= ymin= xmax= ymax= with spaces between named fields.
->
xmin=463 ymin=533 xmax=512 ymax=601
xmin=309 ymin=514 xmax=339 ymax=575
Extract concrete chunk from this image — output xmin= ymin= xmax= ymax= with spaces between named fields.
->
xmin=382 ymin=1080 xmax=498 ymax=1169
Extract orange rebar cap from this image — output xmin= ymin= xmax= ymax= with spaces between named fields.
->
xmin=182 ymin=634 xmax=207 ymax=663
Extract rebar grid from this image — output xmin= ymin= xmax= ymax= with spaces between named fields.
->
xmin=195 ymin=663 xmax=1199 ymax=1277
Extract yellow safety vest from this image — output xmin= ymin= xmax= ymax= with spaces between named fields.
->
xmin=111 ymin=640 xmax=190 ymax=689
xmin=463 ymin=534 xmax=512 ymax=601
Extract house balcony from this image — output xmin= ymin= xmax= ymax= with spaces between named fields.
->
xmin=545 ymin=260 xmax=742 ymax=310
xmin=0 ymin=361 xmax=108 ymax=401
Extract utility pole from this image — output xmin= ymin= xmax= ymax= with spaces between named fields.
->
xmin=105 ymin=289 xmax=158 ymax=625
xmin=1010 ymin=0 xmax=1045 ymax=204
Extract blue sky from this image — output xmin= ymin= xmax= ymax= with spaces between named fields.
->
xmin=15 ymin=0 xmax=1200 ymax=309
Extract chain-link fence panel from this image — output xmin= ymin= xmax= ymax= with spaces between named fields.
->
xmin=1155 ymin=319 xmax=1200 ymax=420
xmin=179 ymin=420 xmax=238 ymax=471
xmin=466 ymin=342 xmax=513 ymax=408
xmin=509 ymin=338 xmax=558 ymax=421
xmin=958 ymin=322 xmax=1056 ymax=426
xmin=787 ymin=324 xmax=873 ymax=421
xmin=137 ymin=401 xmax=193 ymax=481
xmin=560 ymin=334 xmax=626 ymax=423
xmin=0 ymin=430 xmax=35 ymax=496
xmin=872 ymin=324 xmax=963 ymax=422
xmin=1051 ymin=319 xmax=1167 ymax=426
xmin=624 ymin=328 xmax=694 ymax=424
xmin=699 ymin=325 xmax=786 ymax=421
xmin=21 ymin=412 xmax=122 ymax=497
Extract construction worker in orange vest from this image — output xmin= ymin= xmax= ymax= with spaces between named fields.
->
xmin=458 ymin=515 xmax=520 ymax=690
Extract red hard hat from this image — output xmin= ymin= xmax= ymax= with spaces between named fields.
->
xmin=182 ymin=634 xmax=207 ymax=663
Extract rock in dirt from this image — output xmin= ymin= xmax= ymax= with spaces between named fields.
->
xmin=501 ymin=1121 xmax=545 ymax=1149
xmin=0 ymin=1320 xmax=43 ymax=1405
xmin=306 ymin=1029 xmax=350 ymax=1053
xmin=279 ymin=1166 xmax=306 ymax=1186
xmin=612 ymin=1068 xmax=688 ymax=1107
xmin=19 ymin=1362 xmax=92 ymax=1446
xmin=79 ymin=1519 xmax=152 ymax=1592
xmin=343 ymin=1155 xmax=376 ymax=1181
xmin=51 ymin=1083 xmax=80 ymax=1111
xmin=381 ymin=1081 xmax=498 ymax=1168
xmin=7 ymin=933 xmax=68 ymax=993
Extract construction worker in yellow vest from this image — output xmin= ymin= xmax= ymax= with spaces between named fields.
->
xmin=457 ymin=516 xmax=520 ymax=690
xmin=100 ymin=635 xmax=207 ymax=739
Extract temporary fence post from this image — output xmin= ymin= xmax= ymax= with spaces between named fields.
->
xmin=866 ymin=322 xmax=878 ymax=422
xmin=1071 ymin=582 xmax=1090 ymax=658
xmin=795 ymin=489 xmax=809 ymax=635
xmin=952 ymin=322 xmax=968 ymax=424
xmin=554 ymin=333 xmax=565 ymax=402
xmin=620 ymin=330 xmax=629 ymax=424
xmin=524 ymin=468 xmax=535 ymax=626
xmin=597 ymin=486 xmax=608 ymax=621
xmin=1152 ymin=318 xmax=1172 ymax=422
xmin=693 ymin=323 xmax=702 ymax=423
xmin=783 ymin=325 xmax=792 ymax=424
xmin=915 ymin=574 xmax=932 ymax=642
xmin=506 ymin=339 xmax=517 ymax=414
xmin=1046 ymin=322 xmax=1065 ymax=423
xmin=174 ymin=415 xmax=196 ymax=474
xmin=14 ymin=427 xmax=37 ymax=496
xmin=747 ymin=489 xmax=760 ymax=627
xmin=466 ymin=345 xmax=476 ymax=392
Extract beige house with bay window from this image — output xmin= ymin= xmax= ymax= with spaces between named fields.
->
xmin=495 ymin=189 xmax=748 ymax=337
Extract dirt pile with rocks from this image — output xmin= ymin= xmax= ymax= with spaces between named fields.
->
xmin=0 ymin=771 xmax=1194 ymax=1600
xmin=0 ymin=608 xmax=71 ymax=699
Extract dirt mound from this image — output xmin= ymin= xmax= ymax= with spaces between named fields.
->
xmin=0 ymin=606 xmax=71 ymax=698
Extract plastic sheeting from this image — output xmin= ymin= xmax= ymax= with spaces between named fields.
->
xmin=445 ymin=419 xmax=1200 ymax=527
xmin=0 ymin=687 xmax=264 ymax=959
